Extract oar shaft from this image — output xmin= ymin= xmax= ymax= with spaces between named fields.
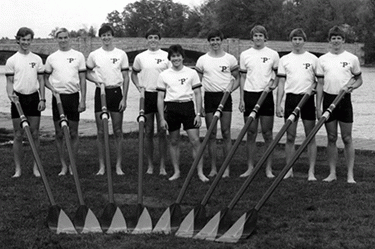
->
xmin=175 ymin=91 xmax=231 ymax=204
xmin=227 ymin=92 xmax=313 ymax=210
xmin=15 ymin=101 xmax=56 ymax=206
xmin=137 ymin=89 xmax=145 ymax=204
xmin=200 ymin=90 xmax=269 ymax=206
xmin=254 ymin=90 xmax=346 ymax=212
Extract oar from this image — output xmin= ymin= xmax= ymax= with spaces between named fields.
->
xmin=192 ymin=88 xmax=316 ymax=241
xmin=176 ymin=90 xmax=270 ymax=238
xmin=14 ymin=99 xmax=76 ymax=234
xmin=216 ymin=88 xmax=348 ymax=243
xmin=129 ymin=88 xmax=152 ymax=234
xmin=54 ymin=93 xmax=102 ymax=233
xmin=153 ymin=90 xmax=232 ymax=234
xmin=98 ymin=84 xmax=127 ymax=233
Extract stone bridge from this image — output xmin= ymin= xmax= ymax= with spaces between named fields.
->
xmin=0 ymin=37 xmax=365 ymax=64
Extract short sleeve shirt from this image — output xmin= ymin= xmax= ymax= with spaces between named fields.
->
xmin=316 ymin=51 xmax=361 ymax=94
xmin=5 ymin=51 xmax=44 ymax=94
xmin=277 ymin=51 xmax=318 ymax=94
xmin=132 ymin=49 xmax=170 ymax=92
xmin=86 ymin=47 xmax=129 ymax=87
xmin=195 ymin=52 xmax=238 ymax=92
xmin=45 ymin=49 xmax=86 ymax=94
xmin=240 ymin=47 xmax=279 ymax=92
xmin=156 ymin=66 xmax=202 ymax=102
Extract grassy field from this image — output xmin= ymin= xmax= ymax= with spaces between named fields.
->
xmin=1 ymin=131 xmax=375 ymax=249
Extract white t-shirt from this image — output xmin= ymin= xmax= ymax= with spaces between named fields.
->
xmin=277 ymin=51 xmax=318 ymax=94
xmin=5 ymin=51 xmax=44 ymax=94
xmin=45 ymin=49 xmax=86 ymax=94
xmin=316 ymin=51 xmax=361 ymax=94
xmin=240 ymin=47 xmax=279 ymax=92
xmin=86 ymin=47 xmax=129 ymax=87
xmin=156 ymin=66 xmax=202 ymax=102
xmin=195 ymin=52 xmax=238 ymax=92
xmin=132 ymin=49 xmax=170 ymax=92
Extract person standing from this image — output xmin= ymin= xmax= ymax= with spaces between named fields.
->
xmin=44 ymin=28 xmax=87 ymax=176
xmin=86 ymin=24 xmax=130 ymax=176
xmin=157 ymin=44 xmax=209 ymax=182
xmin=316 ymin=26 xmax=362 ymax=183
xmin=131 ymin=28 xmax=169 ymax=176
xmin=239 ymin=25 xmax=279 ymax=178
xmin=276 ymin=28 xmax=317 ymax=180
xmin=5 ymin=27 xmax=46 ymax=178
xmin=195 ymin=29 xmax=239 ymax=178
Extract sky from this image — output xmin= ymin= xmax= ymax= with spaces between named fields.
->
xmin=2 ymin=0 xmax=204 ymax=39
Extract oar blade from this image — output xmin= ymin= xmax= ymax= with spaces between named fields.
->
xmin=47 ymin=205 xmax=77 ymax=234
xmin=153 ymin=203 xmax=181 ymax=234
xmin=215 ymin=209 xmax=258 ymax=243
xmin=194 ymin=211 xmax=221 ymax=241
xmin=73 ymin=205 xmax=102 ymax=233
xmin=132 ymin=205 xmax=152 ymax=234
xmin=176 ymin=204 xmax=206 ymax=238
xmin=100 ymin=203 xmax=127 ymax=233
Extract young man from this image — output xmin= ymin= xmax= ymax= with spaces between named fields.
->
xmin=276 ymin=28 xmax=317 ymax=180
xmin=195 ymin=29 xmax=239 ymax=178
xmin=157 ymin=44 xmax=209 ymax=182
xmin=5 ymin=27 xmax=46 ymax=178
xmin=239 ymin=25 xmax=279 ymax=178
xmin=131 ymin=28 xmax=169 ymax=175
xmin=86 ymin=24 xmax=130 ymax=176
xmin=44 ymin=28 xmax=87 ymax=176
xmin=316 ymin=26 xmax=362 ymax=184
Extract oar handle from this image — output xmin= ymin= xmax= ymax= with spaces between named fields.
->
xmin=254 ymin=89 xmax=346 ymax=212
xmin=227 ymin=91 xmax=315 ymax=210
xmin=54 ymin=93 xmax=86 ymax=206
xmin=14 ymin=100 xmax=56 ymax=206
xmin=175 ymin=90 xmax=231 ymax=204
xmin=200 ymin=90 xmax=269 ymax=206
xmin=137 ymin=88 xmax=145 ymax=205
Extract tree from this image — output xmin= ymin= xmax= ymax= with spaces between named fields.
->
xmin=49 ymin=26 xmax=96 ymax=38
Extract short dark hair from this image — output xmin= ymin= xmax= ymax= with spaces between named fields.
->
xmin=16 ymin=27 xmax=34 ymax=41
xmin=207 ymin=29 xmax=224 ymax=41
xmin=99 ymin=24 xmax=115 ymax=37
xmin=55 ymin=27 xmax=69 ymax=38
xmin=145 ymin=28 xmax=161 ymax=39
xmin=250 ymin=25 xmax=268 ymax=40
xmin=289 ymin=28 xmax=307 ymax=41
xmin=167 ymin=44 xmax=185 ymax=60
xmin=328 ymin=26 xmax=345 ymax=40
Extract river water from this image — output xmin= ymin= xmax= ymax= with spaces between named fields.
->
xmin=0 ymin=66 xmax=374 ymax=140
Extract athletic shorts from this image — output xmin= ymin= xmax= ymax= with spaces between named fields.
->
xmin=284 ymin=93 xmax=315 ymax=121
xmin=204 ymin=92 xmax=232 ymax=113
xmin=165 ymin=101 xmax=197 ymax=132
xmin=52 ymin=92 xmax=80 ymax=122
xmin=145 ymin=91 xmax=158 ymax=114
xmin=94 ymin=87 xmax=123 ymax=113
xmin=323 ymin=92 xmax=353 ymax=123
xmin=243 ymin=91 xmax=274 ymax=117
xmin=11 ymin=91 xmax=41 ymax=119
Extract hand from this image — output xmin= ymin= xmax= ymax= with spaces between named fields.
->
xmin=342 ymin=85 xmax=353 ymax=93
xmin=316 ymin=109 xmax=323 ymax=119
xmin=239 ymin=100 xmax=245 ymax=113
xmin=118 ymin=99 xmax=127 ymax=112
xmin=201 ymin=108 xmax=206 ymax=118
xmin=78 ymin=101 xmax=86 ymax=113
xmin=38 ymin=100 xmax=46 ymax=112
xmin=194 ymin=115 xmax=201 ymax=128
xmin=276 ymin=105 xmax=284 ymax=118
xmin=160 ymin=119 xmax=168 ymax=130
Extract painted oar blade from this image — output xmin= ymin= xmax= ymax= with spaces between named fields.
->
xmin=176 ymin=204 xmax=206 ymax=238
xmin=73 ymin=205 xmax=102 ymax=233
xmin=153 ymin=203 xmax=182 ymax=234
xmin=132 ymin=206 xmax=152 ymax=234
xmin=47 ymin=205 xmax=77 ymax=234
xmin=194 ymin=211 xmax=221 ymax=241
xmin=215 ymin=209 xmax=258 ymax=243
xmin=100 ymin=203 xmax=127 ymax=233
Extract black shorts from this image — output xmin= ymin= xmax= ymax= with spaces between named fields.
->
xmin=204 ymin=92 xmax=232 ymax=113
xmin=244 ymin=91 xmax=274 ymax=117
xmin=323 ymin=92 xmax=353 ymax=123
xmin=284 ymin=93 xmax=316 ymax=121
xmin=94 ymin=87 xmax=123 ymax=113
xmin=145 ymin=91 xmax=158 ymax=114
xmin=11 ymin=91 xmax=41 ymax=119
xmin=52 ymin=92 xmax=80 ymax=122
xmin=165 ymin=101 xmax=197 ymax=132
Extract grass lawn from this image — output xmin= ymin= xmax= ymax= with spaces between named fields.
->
xmin=1 ymin=131 xmax=375 ymax=249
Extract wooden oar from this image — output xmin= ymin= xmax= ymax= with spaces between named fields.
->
xmin=54 ymin=93 xmax=102 ymax=233
xmin=98 ymin=84 xmax=127 ymax=233
xmin=216 ymin=89 xmax=348 ymax=243
xmin=191 ymin=88 xmax=315 ymax=241
xmin=153 ymin=90 xmax=231 ymax=234
xmin=176 ymin=90 xmax=270 ymax=238
xmin=14 ymin=99 xmax=76 ymax=234
xmin=127 ymin=88 xmax=153 ymax=234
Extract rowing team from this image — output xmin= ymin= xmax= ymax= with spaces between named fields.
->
xmin=5 ymin=24 xmax=362 ymax=184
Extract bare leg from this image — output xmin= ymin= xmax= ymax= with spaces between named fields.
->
xmin=12 ymin=118 xmax=23 ymax=178
xmin=169 ymin=129 xmax=181 ymax=181
xmin=95 ymin=112 xmax=105 ymax=175
xmin=28 ymin=116 xmax=41 ymax=177
xmin=303 ymin=119 xmax=317 ymax=181
xmin=323 ymin=120 xmax=338 ymax=182
xmin=284 ymin=120 xmax=297 ymax=179
xmin=53 ymin=120 xmax=68 ymax=176
xmin=240 ymin=116 xmax=258 ymax=178
xmin=220 ymin=111 xmax=232 ymax=178
xmin=186 ymin=128 xmax=209 ymax=182
xmin=144 ymin=113 xmax=155 ymax=174
xmin=205 ymin=112 xmax=218 ymax=177
xmin=156 ymin=112 xmax=167 ymax=175
xmin=111 ymin=111 xmax=124 ymax=175
xmin=339 ymin=121 xmax=355 ymax=183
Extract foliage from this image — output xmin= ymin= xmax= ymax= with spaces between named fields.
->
xmin=49 ymin=26 xmax=97 ymax=38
